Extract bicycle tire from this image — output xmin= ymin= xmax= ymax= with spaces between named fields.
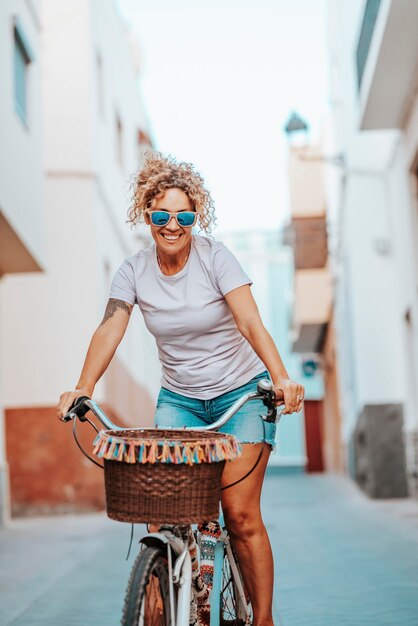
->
xmin=122 ymin=545 xmax=172 ymax=626
xmin=218 ymin=543 xmax=253 ymax=625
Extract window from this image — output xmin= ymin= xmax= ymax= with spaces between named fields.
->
xmin=13 ymin=19 xmax=33 ymax=125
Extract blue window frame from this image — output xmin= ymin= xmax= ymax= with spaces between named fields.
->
xmin=356 ymin=0 xmax=382 ymax=91
xmin=13 ymin=19 xmax=33 ymax=125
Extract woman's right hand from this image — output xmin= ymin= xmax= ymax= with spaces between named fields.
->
xmin=57 ymin=388 xmax=92 ymax=421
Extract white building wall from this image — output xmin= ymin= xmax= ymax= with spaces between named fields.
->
xmin=0 ymin=0 xmax=44 ymax=266
xmin=385 ymin=142 xmax=418 ymax=433
xmin=327 ymin=0 xmax=405 ymax=431
xmin=342 ymin=170 xmax=406 ymax=400
xmin=1 ymin=178 xmax=97 ymax=405
xmin=1 ymin=0 xmax=159 ymax=419
xmin=326 ymin=0 xmax=418 ymax=488
xmin=41 ymin=0 xmax=93 ymax=174
xmin=90 ymin=0 xmax=149 ymax=243
xmin=400 ymin=97 xmax=418 ymax=437
xmin=0 ymin=0 xmax=44 ymax=524
xmin=218 ymin=230 xmax=318 ymax=469
xmin=88 ymin=0 xmax=160 ymax=401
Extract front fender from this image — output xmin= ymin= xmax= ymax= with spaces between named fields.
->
xmin=139 ymin=532 xmax=184 ymax=557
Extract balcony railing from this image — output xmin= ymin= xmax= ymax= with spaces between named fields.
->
xmin=356 ymin=0 xmax=382 ymax=90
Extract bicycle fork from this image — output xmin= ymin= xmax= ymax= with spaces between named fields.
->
xmin=172 ymin=542 xmax=192 ymax=625
xmin=140 ymin=531 xmax=192 ymax=626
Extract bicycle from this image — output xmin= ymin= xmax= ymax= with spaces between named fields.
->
xmin=61 ymin=378 xmax=283 ymax=625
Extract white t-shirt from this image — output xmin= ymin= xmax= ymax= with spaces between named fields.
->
xmin=110 ymin=235 xmax=265 ymax=399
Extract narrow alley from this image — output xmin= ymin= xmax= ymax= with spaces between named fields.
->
xmin=2 ymin=471 xmax=418 ymax=626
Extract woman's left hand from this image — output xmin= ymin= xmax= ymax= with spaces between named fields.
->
xmin=273 ymin=378 xmax=305 ymax=414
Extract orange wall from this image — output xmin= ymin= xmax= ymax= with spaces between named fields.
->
xmin=322 ymin=318 xmax=345 ymax=472
xmin=4 ymin=353 xmax=158 ymax=516
xmin=304 ymin=400 xmax=324 ymax=472
xmin=5 ymin=407 xmax=111 ymax=515
xmin=5 ymin=404 xmax=131 ymax=516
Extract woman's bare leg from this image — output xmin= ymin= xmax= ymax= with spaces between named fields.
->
xmin=221 ymin=443 xmax=274 ymax=626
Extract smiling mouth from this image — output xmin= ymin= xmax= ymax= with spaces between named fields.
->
xmin=160 ymin=233 xmax=181 ymax=241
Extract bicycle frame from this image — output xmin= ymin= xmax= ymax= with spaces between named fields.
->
xmin=137 ymin=518 xmax=250 ymax=626
xmin=63 ymin=379 xmax=282 ymax=625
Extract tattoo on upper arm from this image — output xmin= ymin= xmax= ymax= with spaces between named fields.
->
xmin=100 ymin=298 xmax=132 ymax=326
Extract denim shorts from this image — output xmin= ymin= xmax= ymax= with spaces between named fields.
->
xmin=154 ymin=371 xmax=276 ymax=447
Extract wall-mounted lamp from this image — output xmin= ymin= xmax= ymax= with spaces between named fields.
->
xmin=284 ymin=112 xmax=309 ymax=145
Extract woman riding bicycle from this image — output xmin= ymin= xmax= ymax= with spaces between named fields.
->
xmin=57 ymin=151 xmax=304 ymax=626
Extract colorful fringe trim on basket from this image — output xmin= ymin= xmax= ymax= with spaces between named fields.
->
xmin=92 ymin=431 xmax=241 ymax=465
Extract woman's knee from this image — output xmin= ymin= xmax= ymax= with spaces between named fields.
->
xmin=223 ymin=505 xmax=264 ymax=539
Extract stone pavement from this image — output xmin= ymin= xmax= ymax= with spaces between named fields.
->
xmin=0 ymin=511 xmax=138 ymax=625
xmin=1 ymin=472 xmax=418 ymax=625
xmin=264 ymin=471 xmax=418 ymax=626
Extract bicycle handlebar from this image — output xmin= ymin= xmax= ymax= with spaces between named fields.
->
xmin=61 ymin=379 xmax=283 ymax=431
xmin=61 ymin=396 xmax=122 ymax=429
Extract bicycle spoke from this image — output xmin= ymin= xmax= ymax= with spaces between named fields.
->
xmin=138 ymin=575 xmax=163 ymax=624
xmin=219 ymin=546 xmax=252 ymax=626
xmin=220 ymin=553 xmax=241 ymax=624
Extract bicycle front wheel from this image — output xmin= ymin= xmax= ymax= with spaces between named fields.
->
xmin=122 ymin=546 xmax=172 ymax=626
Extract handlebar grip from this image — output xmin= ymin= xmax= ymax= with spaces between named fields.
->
xmin=257 ymin=379 xmax=277 ymax=423
xmin=61 ymin=395 xmax=91 ymax=422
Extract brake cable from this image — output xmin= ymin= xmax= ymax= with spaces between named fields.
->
xmin=72 ymin=416 xmax=104 ymax=470
xmin=221 ymin=419 xmax=267 ymax=491
xmin=71 ymin=415 xmax=139 ymax=559
xmin=70 ymin=403 xmax=275 ymax=556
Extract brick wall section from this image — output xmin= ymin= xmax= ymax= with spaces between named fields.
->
xmin=5 ymin=404 xmax=131 ymax=516
xmin=4 ymin=355 xmax=157 ymax=516
xmin=4 ymin=351 xmax=158 ymax=516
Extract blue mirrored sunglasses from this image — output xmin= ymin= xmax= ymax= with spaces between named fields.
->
xmin=146 ymin=210 xmax=197 ymax=228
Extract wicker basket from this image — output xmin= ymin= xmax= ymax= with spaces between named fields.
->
xmin=93 ymin=428 xmax=241 ymax=524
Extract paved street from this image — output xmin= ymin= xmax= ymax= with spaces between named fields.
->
xmin=1 ymin=472 xmax=418 ymax=626
xmin=265 ymin=472 xmax=418 ymax=626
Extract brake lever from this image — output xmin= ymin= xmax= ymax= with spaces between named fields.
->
xmin=61 ymin=396 xmax=91 ymax=423
xmin=261 ymin=393 xmax=277 ymax=423
xmin=256 ymin=379 xmax=281 ymax=423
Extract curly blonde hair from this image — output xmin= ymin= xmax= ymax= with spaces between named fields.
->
xmin=127 ymin=151 xmax=216 ymax=234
